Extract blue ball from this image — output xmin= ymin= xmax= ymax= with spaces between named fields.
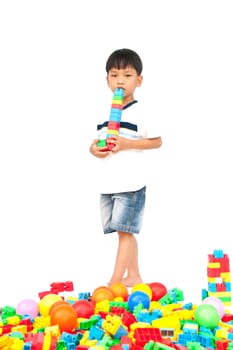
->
xmin=128 ymin=290 xmax=150 ymax=312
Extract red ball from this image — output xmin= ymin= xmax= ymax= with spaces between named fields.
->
xmin=73 ymin=300 xmax=95 ymax=318
xmin=148 ymin=282 xmax=167 ymax=301
xmin=50 ymin=303 xmax=77 ymax=333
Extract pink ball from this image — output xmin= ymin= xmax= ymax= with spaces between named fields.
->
xmin=202 ymin=296 xmax=225 ymax=319
xmin=16 ymin=298 xmax=39 ymax=318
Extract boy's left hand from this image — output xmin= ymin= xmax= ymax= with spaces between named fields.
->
xmin=107 ymin=136 xmax=130 ymax=152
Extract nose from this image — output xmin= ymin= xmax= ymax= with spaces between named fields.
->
xmin=117 ymin=76 xmax=124 ymax=86
xmin=117 ymin=82 xmax=124 ymax=89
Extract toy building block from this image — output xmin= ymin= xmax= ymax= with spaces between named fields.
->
xmin=121 ymin=310 xmax=137 ymax=328
xmin=154 ymin=342 xmax=181 ymax=350
xmin=215 ymin=339 xmax=230 ymax=350
xmin=39 ymin=281 xmax=74 ymax=298
xmin=110 ymin=345 xmax=124 ymax=350
xmin=38 ymin=291 xmax=56 ymax=299
xmin=50 ymin=282 xmax=66 ymax=293
xmin=50 ymin=281 xmax=74 ymax=293
xmin=1 ymin=306 xmax=16 ymax=318
xmin=205 ymin=250 xmax=232 ymax=306
xmin=120 ymin=335 xmax=133 ymax=347
xmin=102 ymin=314 xmax=128 ymax=339
xmin=222 ymin=314 xmax=233 ymax=322
xmin=78 ymin=292 xmax=91 ymax=300
xmin=98 ymin=88 xmax=124 ymax=151
xmin=89 ymin=325 xmax=105 ymax=341
xmin=110 ymin=301 xmax=129 ymax=311
xmin=134 ymin=328 xmax=162 ymax=347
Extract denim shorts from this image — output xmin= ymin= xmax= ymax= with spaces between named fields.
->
xmin=100 ymin=186 xmax=146 ymax=234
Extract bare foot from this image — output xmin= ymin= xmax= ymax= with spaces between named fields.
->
xmin=107 ymin=280 xmax=123 ymax=287
xmin=122 ymin=276 xmax=143 ymax=287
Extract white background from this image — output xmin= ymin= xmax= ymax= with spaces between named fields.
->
xmin=0 ymin=1 xmax=232 ymax=309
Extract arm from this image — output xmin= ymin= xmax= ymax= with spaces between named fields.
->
xmin=108 ymin=135 xmax=162 ymax=152
xmin=89 ymin=135 xmax=162 ymax=158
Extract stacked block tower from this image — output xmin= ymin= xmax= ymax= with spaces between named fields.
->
xmin=206 ymin=249 xmax=232 ymax=306
xmin=98 ymin=87 xmax=124 ymax=151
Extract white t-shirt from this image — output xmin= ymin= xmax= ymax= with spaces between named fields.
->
xmin=91 ymin=100 xmax=161 ymax=194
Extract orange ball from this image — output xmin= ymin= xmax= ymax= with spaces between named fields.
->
xmin=91 ymin=286 xmax=115 ymax=303
xmin=109 ymin=283 xmax=129 ymax=300
xmin=49 ymin=300 xmax=67 ymax=315
xmin=50 ymin=302 xmax=77 ymax=333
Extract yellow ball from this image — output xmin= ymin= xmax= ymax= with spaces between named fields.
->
xmin=131 ymin=283 xmax=152 ymax=300
xmin=38 ymin=293 xmax=63 ymax=316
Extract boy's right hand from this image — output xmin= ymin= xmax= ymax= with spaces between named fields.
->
xmin=89 ymin=139 xmax=111 ymax=158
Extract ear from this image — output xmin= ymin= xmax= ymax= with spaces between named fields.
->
xmin=106 ymin=75 xmax=110 ymax=87
xmin=137 ymin=75 xmax=143 ymax=87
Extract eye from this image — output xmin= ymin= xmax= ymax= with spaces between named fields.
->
xmin=110 ymin=73 xmax=117 ymax=78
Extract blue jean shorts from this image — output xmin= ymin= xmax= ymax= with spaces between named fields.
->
xmin=100 ymin=186 xmax=146 ymax=234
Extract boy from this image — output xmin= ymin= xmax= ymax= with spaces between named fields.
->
xmin=89 ymin=48 xmax=162 ymax=287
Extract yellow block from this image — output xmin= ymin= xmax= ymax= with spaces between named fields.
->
xmin=219 ymin=321 xmax=233 ymax=330
xmin=208 ymin=262 xmax=220 ymax=268
xmin=107 ymin=129 xmax=119 ymax=135
xmin=208 ymin=277 xmax=222 ymax=282
xmin=208 ymin=291 xmax=231 ymax=297
xmin=0 ymin=335 xmax=13 ymax=348
xmin=215 ymin=328 xmax=228 ymax=339
xmin=221 ymin=272 xmax=231 ymax=282
xmin=112 ymin=99 xmax=123 ymax=105
xmin=223 ymin=301 xmax=232 ymax=306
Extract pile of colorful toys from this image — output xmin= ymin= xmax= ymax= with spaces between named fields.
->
xmin=0 ymin=250 xmax=232 ymax=350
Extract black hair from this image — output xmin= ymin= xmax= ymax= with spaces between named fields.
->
xmin=106 ymin=48 xmax=143 ymax=75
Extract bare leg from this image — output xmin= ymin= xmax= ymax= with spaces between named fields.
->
xmin=108 ymin=231 xmax=142 ymax=287
xmin=122 ymin=234 xmax=143 ymax=287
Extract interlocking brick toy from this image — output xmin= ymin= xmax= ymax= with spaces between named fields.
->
xmin=98 ymin=88 xmax=124 ymax=151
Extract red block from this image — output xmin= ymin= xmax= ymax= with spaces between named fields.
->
xmin=216 ymin=283 xmax=226 ymax=292
xmin=120 ymin=335 xmax=133 ymax=347
xmin=108 ymin=121 xmax=120 ymax=130
xmin=122 ymin=310 xmax=137 ymax=328
xmin=207 ymin=268 xmax=220 ymax=277
xmin=134 ymin=328 xmax=162 ymax=346
xmin=222 ymin=314 xmax=233 ymax=322
xmin=215 ymin=339 xmax=229 ymax=350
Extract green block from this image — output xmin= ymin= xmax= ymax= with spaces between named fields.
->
xmin=97 ymin=139 xmax=107 ymax=147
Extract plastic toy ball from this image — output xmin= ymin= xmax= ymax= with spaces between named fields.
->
xmin=49 ymin=300 xmax=68 ymax=316
xmin=91 ymin=286 xmax=115 ymax=303
xmin=148 ymin=282 xmax=167 ymax=301
xmin=73 ymin=300 xmax=95 ymax=318
xmin=202 ymin=296 xmax=225 ymax=319
xmin=109 ymin=283 xmax=129 ymax=300
xmin=128 ymin=290 xmax=150 ymax=312
xmin=131 ymin=283 xmax=152 ymax=300
xmin=50 ymin=302 xmax=77 ymax=333
xmin=194 ymin=303 xmax=220 ymax=329
xmin=38 ymin=293 xmax=63 ymax=316
xmin=16 ymin=298 xmax=38 ymax=318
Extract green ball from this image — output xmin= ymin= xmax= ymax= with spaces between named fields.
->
xmin=194 ymin=304 xmax=220 ymax=329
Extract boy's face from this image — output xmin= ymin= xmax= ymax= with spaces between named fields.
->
xmin=106 ymin=65 xmax=143 ymax=103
